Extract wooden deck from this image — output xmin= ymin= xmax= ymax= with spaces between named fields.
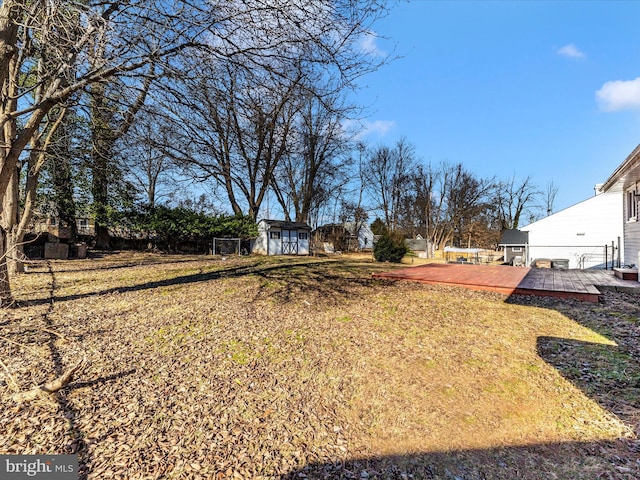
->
xmin=373 ymin=263 xmax=640 ymax=302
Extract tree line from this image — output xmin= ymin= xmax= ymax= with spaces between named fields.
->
xmin=1 ymin=0 xmax=388 ymax=305
xmin=352 ymin=138 xmax=558 ymax=252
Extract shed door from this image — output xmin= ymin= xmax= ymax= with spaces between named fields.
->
xmin=282 ymin=230 xmax=299 ymax=255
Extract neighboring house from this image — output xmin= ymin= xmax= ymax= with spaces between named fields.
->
xmin=405 ymin=237 xmax=434 ymax=258
xmin=76 ymin=217 xmax=95 ymax=236
xmin=343 ymin=222 xmax=375 ymax=251
xmin=498 ymin=229 xmax=529 ymax=265
xmin=252 ymin=219 xmax=311 ymax=256
xmin=313 ymin=222 xmax=374 ymax=252
xmin=36 ymin=216 xmax=95 ymax=239
xmin=600 ymin=143 xmax=640 ymax=267
xmin=518 ymin=189 xmax=623 ymax=269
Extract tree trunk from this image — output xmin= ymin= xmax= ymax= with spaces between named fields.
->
xmin=0 ymin=226 xmax=14 ymax=306
xmin=95 ymin=224 xmax=110 ymax=249
xmin=90 ymin=84 xmax=113 ymax=250
xmin=0 ymin=4 xmax=19 ymax=287
xmin=2 ymin=167 xmax=19 ymax=275
xmin=7 ymin=229 xmax=24 ymax=275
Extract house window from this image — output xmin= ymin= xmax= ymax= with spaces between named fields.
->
xmin=512 ymin=246 xmax=522 ymax=252
xmin=298 ymin=232 xmax=308 ymax=240
xmin=270 ymin=231 xmax=280 ymax=239
xmin=626 ymin=189 xmax=638 ymax=221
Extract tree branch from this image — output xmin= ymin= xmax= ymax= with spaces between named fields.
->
xmin=12 ymin=360 xmax=83 ymax=402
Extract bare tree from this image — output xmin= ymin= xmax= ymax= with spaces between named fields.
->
xmin=348 ymin=141 xmax=371 ymax=243
xmin=447 ymin=164 xmax=495 ymax=247
xmin=119 ymin=105 xmax=178 ymax=209
xmin=10 ymin=107 xmax=68 ymax=273
xmin=156 ymin=60 xmax=303 ymax=219
xmin=426 ymin=162 xmax=495 ymax=249
xmin=545 ymin=180 xmax=559 ymax=216
xmin=494 ymin=174 xmax=541 ymax=230
xmin=365 ymin=138 xmax=416 ymax=231
xmin=397 ymin=163 xmax=437 ymax=239
xmin=89 ymin=70 xmax=155 ymax=248
xmin=270 ymin=90 xmax=355 ymax=223
xmin=0 ymin=0 xmax=210 ymax=304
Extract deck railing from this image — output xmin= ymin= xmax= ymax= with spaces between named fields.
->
xmin=524 ymin=244 xmax=620 ymax=270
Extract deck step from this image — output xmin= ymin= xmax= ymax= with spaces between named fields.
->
xmin=614 ymin=268 xmax=638 ymax=281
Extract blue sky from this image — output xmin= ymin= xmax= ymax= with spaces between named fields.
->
xmin=355 ymin=0 xmax=640 ymax=212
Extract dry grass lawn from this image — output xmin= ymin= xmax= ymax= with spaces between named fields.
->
xmin=1 ymin=252 xmax=639 ymax=479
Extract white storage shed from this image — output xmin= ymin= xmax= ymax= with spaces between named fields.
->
xmin=252 ymin=219 xmax=311 ymax=256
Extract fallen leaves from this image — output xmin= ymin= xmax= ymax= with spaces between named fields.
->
xmin=1 ymin=253 xmax=639 ymax=479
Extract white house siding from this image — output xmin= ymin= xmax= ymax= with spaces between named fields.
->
xmin=599 ymin=143 xmax=640 ymax=267
xmin=623 ymin=192 xmax=640 ymax=267
xmin=520 ymin=192 xmax=623 ymax=269
xmin=356 ymin=227 xmax=374 ymax=250
xmin=624 ymin=221 xmax=640 ymax=267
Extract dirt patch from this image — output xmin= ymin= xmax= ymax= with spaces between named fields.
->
xmin=1 ymin=253 xmax=638 ymax=479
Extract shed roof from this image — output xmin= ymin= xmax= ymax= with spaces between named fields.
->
xmin=498 ymin=229 xmax=529 ymax=245
xmin=315 ymin=222 xmax=373 ymax=236
xmin=259 ymin=219 xmax=312 ymax=230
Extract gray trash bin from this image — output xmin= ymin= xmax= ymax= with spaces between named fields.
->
xmin=552 ymin=259 xmax=569 ymax=269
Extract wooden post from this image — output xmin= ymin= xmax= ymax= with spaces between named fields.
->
xmin=611 ymin=241 xmax=615 ymax=270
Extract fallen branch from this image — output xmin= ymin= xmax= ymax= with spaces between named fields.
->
xmin=12 ymin=361 xmax=82 ymax=402
xmin=0 ymin=335 xmax=41 ymax=354
xmin=34 ymin=327 xmax=69 ymax=342
xmin=0 ymin=358 xmax=19 ymax=393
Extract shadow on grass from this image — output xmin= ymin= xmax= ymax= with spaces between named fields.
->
xmin=537 ymin=336 xmax=640 ymax=420
xmin=33 ymin=263 xmax=138 ymax=479
xmin=50 ymin=259 xmax=198 ymax=274
xmin=55 ymin=368 xmax=138 ymax=480
xmin=284 ymin=291 xmax=640 ymax=479
xmin=282 ymin=439 xmax=637 ymax=479
xmin=66 ymin=368 xmax=137 ymax=391
xmin=508 ymin=293 xmax=640 ymax=436
xmin=25 ymin=254 xmax=200 ymax=275
xmin=21 ymin=257 xmax=393 ymax=308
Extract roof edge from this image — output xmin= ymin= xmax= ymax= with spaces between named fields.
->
xmin=258 ymin=219 xmax=312 ymax=230
xmin=601 ymin=143 xmax=640 ymax=192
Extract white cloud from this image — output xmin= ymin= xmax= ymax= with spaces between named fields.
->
xmin=341 ymin=118 xmax=395 ymax=140
xmin=596 ymin=77 xmax=640 ymax=111
xmin=556 ymin=44 xmax=585 ymax=59
xmin=359 ymin=31 xmax=386 ymax=58
xmin=359 ymin=120 xmax=395 ymax=138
